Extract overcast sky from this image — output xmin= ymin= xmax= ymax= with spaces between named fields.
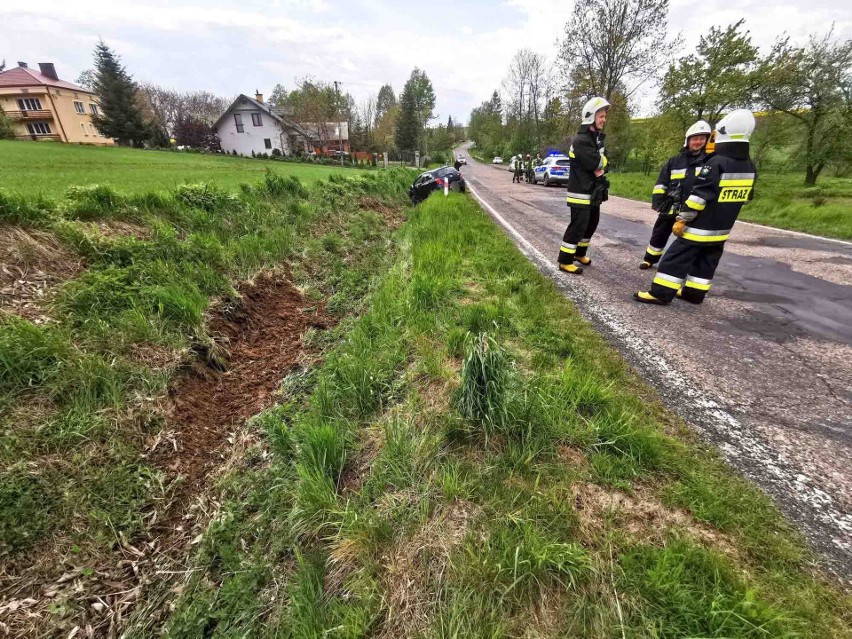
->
xmin=2 ymin=0 xmax=850 ymax=122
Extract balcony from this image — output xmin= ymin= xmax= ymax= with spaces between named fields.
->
xmin=14 ymin=134 xmax=62 ymax=141
xmin=5 ymin=109 xmax=54 ymax=120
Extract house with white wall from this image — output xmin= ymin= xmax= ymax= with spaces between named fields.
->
xmin=214 ymin=92 xmax=313 ymax=156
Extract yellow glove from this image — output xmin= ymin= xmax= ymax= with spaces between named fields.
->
xmin=672 ymin=218 xmax=686 ymax=237
xmin=602 ymin=155 xmax=608 ymax=169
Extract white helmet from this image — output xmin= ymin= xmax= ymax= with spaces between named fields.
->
xmin=581 ymin=97 xmax=611 ymax=125
xmin=714 ymin=109 xmax=755 ymax=144
xmin=684 ymin=119 xmax=711 ymax=146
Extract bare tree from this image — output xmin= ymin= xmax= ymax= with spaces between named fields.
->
xmin=502 ymin=49 xmax=553 ymax=147
xmin=558 ymin=0 xmax=680 ymax=101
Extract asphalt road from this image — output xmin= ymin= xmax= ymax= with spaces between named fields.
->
xmin=458 ymin=146 xmax=852 ymax=583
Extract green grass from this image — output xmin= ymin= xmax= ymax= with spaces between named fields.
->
xmin=608 ymin=171 xmax=852 ymax=240
xmin=0 ymin=167 xmax=411 ymax=571
xmin=148 ymin=192 xmax=850 ymax=638
xmin=0 ymin=140 xmax=368 ymax=197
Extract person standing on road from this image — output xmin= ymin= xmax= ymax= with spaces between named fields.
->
xmin=640 ymin=120 xmax=712 ymax=269
xmin=513 ymin=155 xmax=523 ymax=184
xmin=558 ymin=97 xmax=611 ymax=274
xmin=634 ymin=109 xmax=757 ymax=305
xmin=525 ymin=154 xmax=534 ymax=182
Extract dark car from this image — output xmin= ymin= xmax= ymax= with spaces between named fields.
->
xmin=409 ymin=166 xmax=466 ymax=204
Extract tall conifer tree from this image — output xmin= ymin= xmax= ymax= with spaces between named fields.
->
xmin=91 ymin=41 xmax=149 ymax=146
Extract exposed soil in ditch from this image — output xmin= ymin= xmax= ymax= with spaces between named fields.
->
xmin=151 ymin=270 xmax=328 ymax=509
xmin=0 ymin=271 xmax=330 ymax=638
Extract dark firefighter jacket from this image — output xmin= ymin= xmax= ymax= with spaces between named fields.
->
xmin=679 ymin=142 xmax=756 ymax=244
xmin=651 ymin=148 xmax=710 ymax=212
xmin=567 ymin=125 xmax=606 ymax=208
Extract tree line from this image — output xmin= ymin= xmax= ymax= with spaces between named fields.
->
xmin=469 ymin=0 xmax=852 ymax=185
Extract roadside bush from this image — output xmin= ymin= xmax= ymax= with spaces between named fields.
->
xmin=175 ymin=182 xmax=240 ymax=212
xmin=263 ymin=170 xmax=308 ymax=199
xmin=64 ymin=184 xmax=126 ymax=220
xmin=0 ymin=189 xmax=56 ymax=226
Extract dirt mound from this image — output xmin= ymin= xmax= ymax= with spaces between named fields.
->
xmin=0 ymin=227 xmax=83 ymax=322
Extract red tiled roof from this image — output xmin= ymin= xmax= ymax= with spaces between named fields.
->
xmin=0 ymin=66 xmax=94 ymax=93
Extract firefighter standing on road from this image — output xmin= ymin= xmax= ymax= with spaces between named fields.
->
xmin=558 ymin=97 xmax=611 ymax=274
xmin=640 ymin=120 xmax=712 ymax=269
xmin=525 ymin=153 xmax=534 ymax=182
xmin=513 ymin=155 xmax=523 ymax=184
xmin=634 ymin=109 xmax=757 ymax=305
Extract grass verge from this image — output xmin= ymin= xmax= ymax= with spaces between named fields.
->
xmin=153 ymin=192 xmax=851 ymax=638
xmin=608 ymin=171 xmax=852 ymax=241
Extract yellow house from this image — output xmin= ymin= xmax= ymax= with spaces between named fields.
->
xmin=0 ymin=62 xmax=114 ymax=145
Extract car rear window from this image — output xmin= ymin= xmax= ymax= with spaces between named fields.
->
xmin=556 ymin=160 xmax=569 ymax=167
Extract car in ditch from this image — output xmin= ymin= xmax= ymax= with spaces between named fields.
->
xmin=532 ymin=154 xmax=570 ymax=186
xmin=409 ymin=166 xmax=466 ymax=204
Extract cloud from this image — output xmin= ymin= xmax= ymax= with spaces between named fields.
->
xmin=1 ymin=0 xmax=847 ymax=123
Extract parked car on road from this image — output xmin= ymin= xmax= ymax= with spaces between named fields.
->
xmin=456 ymin=154 xmax=467 ymax=165
xmin=533 ymin=155 xmax=570 ymax=186
xmin=492 ymin=156 xmax=503 ymax=164
xmin=409 ymin=166 xmax=466 ymax=204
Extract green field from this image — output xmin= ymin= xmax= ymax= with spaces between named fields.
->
xmin=0 ymin=140 xmax=366 ymax=197
xmin=608 ymin=171 xmax=852 ymax=241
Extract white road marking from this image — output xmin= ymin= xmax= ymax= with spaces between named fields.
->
xmin=466 ymin=180 xmax=852 ymax=572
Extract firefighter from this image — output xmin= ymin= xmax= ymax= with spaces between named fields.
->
xmin=513 ymin=155 xmax=523 ymax=184
xmin=634 ymin=109 xmax=757 ymax=305
xmin=640 ymin=120 xmax=712 ymax=269
xmin=558 ymin=97 xmax=611 ymax=274
xmin=525 ymin=153 xmax=534 ymax=182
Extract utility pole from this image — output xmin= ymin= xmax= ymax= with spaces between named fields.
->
xmin=334 ymin=80 xmax=344 ymax=167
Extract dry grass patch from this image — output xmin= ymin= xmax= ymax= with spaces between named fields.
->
xmin=573 ymin=482 xmax=738 ymax=557
xmin=0 ymin=227 xmax=83 ymax=322
xmin=377 ymin=499 xmax=482 ymax=638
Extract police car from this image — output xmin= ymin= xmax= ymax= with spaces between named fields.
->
xmin=532 ymin=155 xmax=570 ymax=186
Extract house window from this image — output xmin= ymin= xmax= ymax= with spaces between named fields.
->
xmin=74 ymin=101 xmax=85 ymax=114
xmin=89 ymin=103 xmax=99 ymax=116
xmin=264 ymin=138 xmax=272 ymax=149
xmin=234 ymin=113 xmax=244 ymax=133
xmin=26 ymin=122 xmax=52 ymax=135
xmin=17 ymin=97 xmax=42 ymax=111
xmin=252 ymin=112 xmax=263 ymax=126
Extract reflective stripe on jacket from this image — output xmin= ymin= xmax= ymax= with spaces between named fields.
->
xmin=679 ymin=143 xmax=756 ymax=245
xmin=651 ymin=149 xmax=709 ymax=211
xmin=566 ymin=125 xmax=606 ymax=209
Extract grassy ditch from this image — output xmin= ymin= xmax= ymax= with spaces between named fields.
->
xmin=0 ymin=167 xmax=413 ymax=635
xmin=0 ymin=140 xmax=369 ymax=198
xmin=608 ymin=171 xmax=852 ymax=241
xmin=153 ymin=192 xmax=851 ymax=638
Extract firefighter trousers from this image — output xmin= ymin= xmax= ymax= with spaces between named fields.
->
xmin=649 ymin=238 xmax=724 ymax=303
xmin=643 ymin=213 xmax=676 ymax=265
xmin=558 ymin=206 xmax=600 ymax=264
xmin=513 ymin=169 xmax=522 ymax=183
